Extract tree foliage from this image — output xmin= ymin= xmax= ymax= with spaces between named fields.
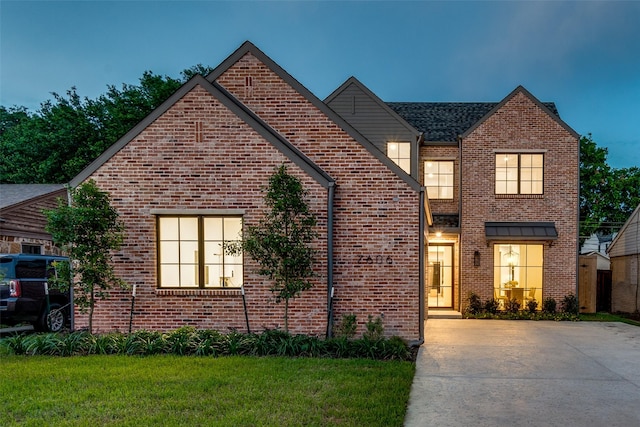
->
xmin=580 ymin=134 xmax=640 ymax=240
xmin=44 ymin=180 xmax=125 ymax=333
xmin=0 ymin=65 xmax=213 ymax=184
xmin=231 ymin=165 xmax=318 ymax=332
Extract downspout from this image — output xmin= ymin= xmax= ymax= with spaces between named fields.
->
xmin=457 ymin=135 xmax=463 ymax=312
xmin=66 ymin=185 xmax=75 ymax=331
xmin=576 ymin=136 xmax=581 ymax=308
xmin=418 ymin=187 xmax=426 ymax=345
xmin=326 ymin=182 xmax=336 ymax=338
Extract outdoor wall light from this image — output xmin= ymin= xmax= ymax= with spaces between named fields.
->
xmin=474 ymin=250 xmax=481 ymax=267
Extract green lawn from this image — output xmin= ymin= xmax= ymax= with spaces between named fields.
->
xmin=580 ymin=312 xmax=640 ymax=326
xmin=0 ymin=355 xmax=414 ymax=426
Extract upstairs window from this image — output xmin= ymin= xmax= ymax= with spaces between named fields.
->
xmin=387 ymin=142 xmax=411 ymax=173
xmin=424 ymin=160 xmax=454 ymax=200
xmin=495 ymin=153 xmax=543 ymax=195
xmin=157 ymin=216 xmax=243 ymax=288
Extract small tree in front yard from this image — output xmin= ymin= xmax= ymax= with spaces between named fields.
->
xmin=231 ymin=164 xmax=318 ymax=332
xmin=45 ymin=179 xmax=125 ymax=333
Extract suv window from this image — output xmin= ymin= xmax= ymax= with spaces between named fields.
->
xmin=15 ymin=259 xmax=47 ymax=279
xmin=0 ymin=257 xmax=14 ymax=279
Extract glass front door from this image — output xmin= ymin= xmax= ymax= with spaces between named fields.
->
xmin=428 ymin=244 xmax=453 ymax=308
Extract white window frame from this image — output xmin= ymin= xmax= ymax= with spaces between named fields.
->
xmin=424 ymin=160 xmax=454 ymax=200
xmin=387 ymin=141 xmax=411 ymax=173
xmin=495 ymin=153 xmax=544 ymax=195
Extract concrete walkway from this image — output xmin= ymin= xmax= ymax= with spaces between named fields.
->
xmin=404 ymin=319 xmax=640 ymax=426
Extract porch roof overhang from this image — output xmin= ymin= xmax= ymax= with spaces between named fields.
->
xmin=485 ymin=222 xmax=558 ymax=246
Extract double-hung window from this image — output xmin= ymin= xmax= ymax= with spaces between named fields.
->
xmin=157 ymin=215 xmax=243 ymax=288
xmin=495 ymin=153 xmax=543 ymax=195
xmin=387 ymin=142 xmax=411 ymax=173
xmin=424 ymin=160 xmax=454 ymax=199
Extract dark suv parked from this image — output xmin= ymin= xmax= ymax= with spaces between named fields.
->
xmin=0 ymin=254 xmax=70 ymax=332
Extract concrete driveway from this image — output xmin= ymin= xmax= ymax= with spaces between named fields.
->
xmin=404 ymin=319 xmax=640 ymax=426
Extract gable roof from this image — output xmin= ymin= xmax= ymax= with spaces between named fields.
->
xmin=206 ymin=41 xmax=422 ymax=193
xmin=387 ymin=86 xmax=576 ymax=143
xmin=70 ymin=75 xmax=334 ymax=189
xmin=325 ymin=76 xmax=422 ymax=140
xmin=387 ymin=102 xmax=501 ymax=143
xmin=0 ymin=184 xmax=66 ymax=210
xmin=462 ymin=85 xmax=578 ymax=139
xmin=607 ymin=203 xmax=640 ymax=257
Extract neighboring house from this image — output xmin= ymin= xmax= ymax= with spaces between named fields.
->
xmin=578 ymin=251 xmax=611 ymax=313
xmin=0 ymin=184 xmax=66 ymax=255
xmin=581 ymin=233 xmax=615 ymax=256
xmin=327 ymin=77 xmax=579 ymax=312
xmin=608 ymin=203 xmax=640 ymax=313
xmin=67 ymin=41 xmax=579 ymax=339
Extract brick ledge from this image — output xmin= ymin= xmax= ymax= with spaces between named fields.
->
xmin=156 ymin=288 xmax=242 ymax=296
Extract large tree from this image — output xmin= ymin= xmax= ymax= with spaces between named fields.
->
xmin=45 ymin=180 xmax=125 ymax=333
xmin=231 ymin=165 xmax=318 ymax=332
xmin=580 ymin=134 xmax=640 ymax=240
xmin=0 ymin=65 xmax=213 ymax=184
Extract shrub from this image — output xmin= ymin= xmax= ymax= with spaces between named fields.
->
xmin=504 ymin=298 xmax=520 ymax=314
xmin=466 ymin=292 xmax=483 ymax=315
xmin=561 ymin=294 xmax=579 ymax=314
xmin=542 ymin=297 xmax=557 ymax=313
xmin=363 ymin=315 xmax=384 ymax=341
xmin=334 ymin=314 xmax=357 ymax=339
xmin=526 ymin=299 xmax=538 ymax=314
xmin=484 ymin=298 xmax=499 ymax=314
xmin=164 ymin=326 xmax=198 ymax=355
xmin=0 ymin=328 xmax=414 ymax=361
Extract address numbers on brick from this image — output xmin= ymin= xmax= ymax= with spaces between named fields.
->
xmin=357 ymin=255 xmax=393 ymax=265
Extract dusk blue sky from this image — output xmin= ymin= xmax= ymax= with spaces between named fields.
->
xmin=2 ymin=1 xmax=639 ymax=169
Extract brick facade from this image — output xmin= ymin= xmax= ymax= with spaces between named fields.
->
xmin=460 ymin=91 xmax=579 ymax=308
xmin=73 ymin=45 xmax=423 ymax=341
xmin=67 ymin=41 xmax=578 ymax=339
xmin=329 ymin=80 xmax=579 ymax=313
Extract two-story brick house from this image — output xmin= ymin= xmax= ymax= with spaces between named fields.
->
xmin=69 ymin=41 xmax=578 ymax=340
xmin=326 ymin=78 xmax=579 ymax=312
xmin=70 ymin=42 xmax=427 ymax=342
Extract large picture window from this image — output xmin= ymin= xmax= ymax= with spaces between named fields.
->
xmin=158 ymin=216 xmax=243 ymax=288
xmin=387 ymin=142 xmax=411 ymax=173
xmin=493 ymin=244 xmax=543 ymax=309
xmin=424 ymin=160 xmax=454 ymax=199
xmin=495 ymin=153 xmax=543 ymax=195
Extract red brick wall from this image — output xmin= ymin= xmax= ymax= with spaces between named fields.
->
xmin=215 ymin=53 xmax=422 ymax=339
xmin=460 ymin=92 xmax=579 ymax=308
xmin=76 ymin=86 xmax=330 ymax=335
xmin=78 ymin=53 xmax=422 ymax=341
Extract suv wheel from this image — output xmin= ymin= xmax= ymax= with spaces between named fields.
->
xmin=37 ymin=303 xmax=67 ymax=332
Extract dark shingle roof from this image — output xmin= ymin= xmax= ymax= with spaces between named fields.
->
xmin=0 ymin=184 xmax=65 ymax=209
xmin=387 ymin=102 xmax=558 ymax=142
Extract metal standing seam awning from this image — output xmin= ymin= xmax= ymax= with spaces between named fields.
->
xmin=485 ymin=222 xmax=558 ymax=246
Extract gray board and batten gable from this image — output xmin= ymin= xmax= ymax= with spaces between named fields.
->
xmin=69 ymin=74 xmax=333 ymax=190
xmin=206 ymin=41 xmax=422 ymax=193
xmin=324 ymin=77 xmax=422 ymax=178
